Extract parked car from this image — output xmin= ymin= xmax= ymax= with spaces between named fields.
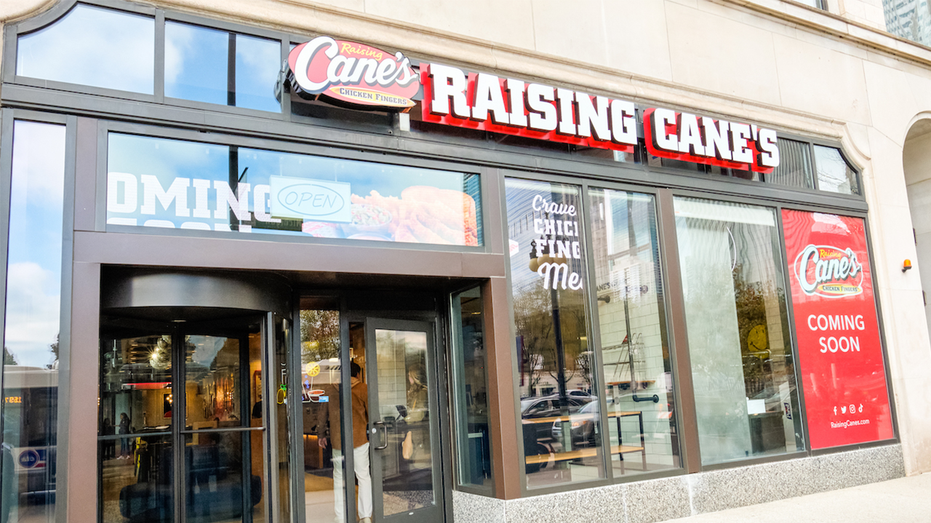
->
xmin=520 ymin=395 xmax=589 ymax=442
xmin=551 ymin=399 xmax=600 ymax=447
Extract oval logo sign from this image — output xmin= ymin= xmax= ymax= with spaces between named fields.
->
xmin=277 ymin=183 xmax=345 ymax=218
xmin=288 ymin=36 xmax=420 ymax=109
xmin=18 ymin=449 xmax=40 ymax=469
xmin=269 ymin=177 xmax=352 ymax=222
xmin=794 ymin=244 xmax=864 ymax=298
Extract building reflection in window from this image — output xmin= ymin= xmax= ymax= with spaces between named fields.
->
xmin=815 ymin=145 xmax=860 ymax=196
xmin=589 ymin=188 xmax=680 ymax=476
xmin=674 ymin=197 xmax=804 ymax=465
xmin=299 ymin=306 xmax=350 ymax=521
xmin=505 ymin=178 xmax=603 ymax=489
xmin=1 ymin=121 xmax=66 ymax=523
xmin=450 ymin=287 xmax=492 ymax=490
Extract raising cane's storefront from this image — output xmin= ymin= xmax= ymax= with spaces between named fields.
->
xmin=0 ymin=2 xmax=907 ymax=523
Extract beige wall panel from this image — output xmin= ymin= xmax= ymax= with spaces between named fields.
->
xmin=698 ymin=0 xmax=802 ymax=39
xmin=772 ymin=33 xmax=871 ymax=124
xmin=0 ymin=0 xmax=54 ymax=21
xmin=600 ymin=0 xmax=673 ymax=81
xmin=896 ymin=374 xmax=931 ymax=473
xmin=363 ymin=0 xmax=535 ymax=50
xmin=844 ymin=121 xmax=872 ymax=163
xmin=863 ymin=62 xmax=920 ymax=146
xmin=533 ymin=0 xmax=612 ymax=66
xmin=530 ymin=0 xmax=609 ymax=67
xmin=665 ymin=2 xmax=782 ymax=106
xmin=793 ymin=25 xmax=870 ymax=61
xmin=838 ymin=0 xmax=885 ymax=29
xmin=866 ymin=199 xmax=931 ymax=475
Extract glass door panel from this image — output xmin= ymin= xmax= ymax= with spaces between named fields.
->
xmin=99 ymin=312 xmax=270 ymax=523
xmin=99 ymin=323 xmax=175 ymax=523
xmin=181 ymin=321 xmax=265 ymax=523
xmin=366 ymin=319 xmax=441 ymax=523
xmin=297 ymin=307 xmax=347 ymax=523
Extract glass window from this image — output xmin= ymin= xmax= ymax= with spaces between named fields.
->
xmin=235 ymin=34 xmax=282 ymax=112
xmin=165 ymin=21 xmax=281 ymax=112
xmin=673 ymin=197 xmax=804 ymax=465
xmin=815 ymin=145 xmax=860 ymax=195
xmin=1 ymin=121 xmax=66 ymax=523
xmin=882 ymin=0 xmax=931 ymax=47
xmin=106 ymin=133 xmax=483 ymax=247
xmin=450 ymin=287 xmax=492 ymax=490
xmin=165 ymin=22 xmax=229 ymax=105
xmin=589 ymin=188 xmax=679 ymax=477
xmin=299 ymin=306 xmax=348 ymax=522
xmin=16 ymin=4 xmax=154 ymax=94
xmin=767 ymin=139 xmax=813 ymax=189
xmin=505 ymin=178 xmax=602 ymax=488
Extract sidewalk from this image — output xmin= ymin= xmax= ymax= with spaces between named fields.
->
xmin=662 ymin=473 xmax=931 ymax=523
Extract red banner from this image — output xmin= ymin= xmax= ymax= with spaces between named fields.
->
xmin=782 ymin=210 xmax=893 ymax=449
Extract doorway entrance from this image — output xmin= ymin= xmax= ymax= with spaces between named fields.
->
xmin=299 ymin=303 xmax=446 ymax=523
xmin=97 ymin=269 xmax=293 ymax=523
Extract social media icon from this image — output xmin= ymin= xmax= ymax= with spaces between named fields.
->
xmin=858 ymin=404 xmax=863 ymax=413
xmin=833 ymin=406 xmax=837 ymax=415
xmin=841 ymin=406 xmax=847 ymax=414
xmin=850 ymin=404 xmax=856 ymax=414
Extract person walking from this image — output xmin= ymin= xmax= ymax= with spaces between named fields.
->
xmin=318 ymin=361 xmax=372 ymax=523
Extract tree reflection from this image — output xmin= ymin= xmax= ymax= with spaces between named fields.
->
xmin=514 ymin=283 xmax=589 ymax=398
xmin=300 ymin=310 xmax=339 ymax=362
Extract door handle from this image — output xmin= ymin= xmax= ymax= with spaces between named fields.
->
xmin=372 ymin=421 xmax=388 ymax=450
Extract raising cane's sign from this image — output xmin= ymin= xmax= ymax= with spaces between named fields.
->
xmin=288 ymin=36 xmax=420 ymax=109
xmin=420 ymin=63 xmax=638 ymax=153
xmin=644 ymin=108 xmax=779 ymax=174
xmin=782 ymin=210 xmax=893 ymax=450
xmin=286 ymin=37 xmax=782 ymax=169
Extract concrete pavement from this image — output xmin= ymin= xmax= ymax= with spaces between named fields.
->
xmin=662 ymin=473 xmax=931 ymax=522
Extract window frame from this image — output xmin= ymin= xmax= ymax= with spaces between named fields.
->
xmin=96 ymin=119 xmax=490 ymax=253
xmin=0 ymin=108 xmax=77 ymax=523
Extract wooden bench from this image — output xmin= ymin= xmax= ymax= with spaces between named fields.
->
xmin=522 ymin=410 xmax=647 ymax=473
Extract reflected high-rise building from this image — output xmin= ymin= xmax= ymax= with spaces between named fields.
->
xmin=884 ymin=0 xmax=931 ymax=46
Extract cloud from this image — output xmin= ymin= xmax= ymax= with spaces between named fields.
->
xmin=12 ymin=121 xmax=66 ymax=205
xmin=4 ymin=262 xmax=60 ymax=368
xmin=16 ymin=4 xmax=154 ymax=94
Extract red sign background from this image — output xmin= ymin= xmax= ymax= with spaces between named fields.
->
xmin=782 ymin=210 xmax=893 ymax=449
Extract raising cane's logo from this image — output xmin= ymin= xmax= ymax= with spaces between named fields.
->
xmin=794 ymin=244 xmax=864 ymax=298
xmin=288 ymin=36 xmax=420 ymax=109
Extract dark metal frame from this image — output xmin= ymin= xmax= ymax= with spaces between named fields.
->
xmin=0 ymin=108 xmax=76 ymax=523
xmin=446 ymin=284 xmax=496 ymax=497
xmin=90 ymin=118 xmax=490 ymax=254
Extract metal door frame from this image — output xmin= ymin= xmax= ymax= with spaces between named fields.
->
xmin=363 ymin=317 xmax=443 ymax=523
